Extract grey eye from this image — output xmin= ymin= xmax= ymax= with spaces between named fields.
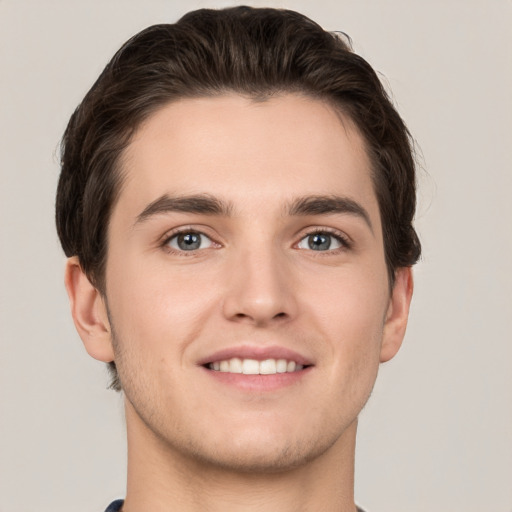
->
xmin=168 ymin=232 xmax=213 ymax=251
xmin=297 ymin=233 xmax=342 ymax=251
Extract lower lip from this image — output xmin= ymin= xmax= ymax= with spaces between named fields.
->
xmin=201 ymin=366 xmax=312 ymax=392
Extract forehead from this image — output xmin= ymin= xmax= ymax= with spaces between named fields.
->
xmin=117 ymin=94 xmax=379 ymax=222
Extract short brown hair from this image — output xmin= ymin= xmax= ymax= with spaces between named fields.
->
xmin=56 ymin=6 xmax=421 ymax=390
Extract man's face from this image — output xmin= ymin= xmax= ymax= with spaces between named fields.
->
xmin=101 ymin=94 xmax=407 ymax=471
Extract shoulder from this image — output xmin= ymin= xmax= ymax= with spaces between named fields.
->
xmin=104 ymin=499 xmax=124 ymax=512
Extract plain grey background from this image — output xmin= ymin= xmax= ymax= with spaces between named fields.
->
xmin=1 ymin=1 xmax=511 ymax=511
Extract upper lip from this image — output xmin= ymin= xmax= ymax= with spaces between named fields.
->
xmin=197 ymin=345 xmax=314 ymax=367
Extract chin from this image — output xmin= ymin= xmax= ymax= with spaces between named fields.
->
xmin=180 ymin=437 xmax=329 ymax=474
xmin=162 ymin=417 xmax=350 ymax=475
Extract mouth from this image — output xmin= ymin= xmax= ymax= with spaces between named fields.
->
xmin=198 ymin=346 xmax=314 ymax=390
xmin=205 ymin=357 xmax=309 ymax=375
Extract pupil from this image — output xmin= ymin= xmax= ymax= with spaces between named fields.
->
xmin=178 ymin=233 xmax=201 ymax=250
xmin=309 ymin=233 xmax=330 ymax=251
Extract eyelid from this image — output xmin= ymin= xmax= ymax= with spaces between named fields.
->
xmin=160 ymin=225 xmax=214 ymax=242
xmin=160 ymin=226 xmax=221 ymax=253
xmin=295 ymin=227 xmax=353 ymax=250
xmin=168 ymin=232 xmax=212 ymax=251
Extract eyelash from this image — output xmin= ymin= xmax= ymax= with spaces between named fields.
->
xmin=298 ymin=228 xmax=352 ymax=253
xmin=160 ymin=227 xmax=352 ymax=255
xmin=161 ymin=227 xmax=218 ymax=257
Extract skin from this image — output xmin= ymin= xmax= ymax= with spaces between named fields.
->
xmin=65 ymin=94 xmax=413 ymax=512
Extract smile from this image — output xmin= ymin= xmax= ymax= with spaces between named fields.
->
xmin=207 ymin=358 xmax=305 ymax=374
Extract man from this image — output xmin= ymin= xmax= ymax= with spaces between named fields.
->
xmin=56 ymin=6 xmax=420 ymax=512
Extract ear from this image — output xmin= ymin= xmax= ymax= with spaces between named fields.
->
xmin=64 ymin=256 xmax=114 ymax=362
xmin=380 ymin=267 xmax=414 ymax=363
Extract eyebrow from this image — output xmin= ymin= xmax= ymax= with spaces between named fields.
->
xmin=134 ymin=193 xmax=372 ymax=231
xmin=287 ymin=195 xmax=373 ymax=232
xmin=134 ymin=193 xmax=233 ymax=226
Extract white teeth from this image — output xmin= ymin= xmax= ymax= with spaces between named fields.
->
xmin=242 ymin=359 xmax=260 ymax=375
xmin=229 ymin=357 xmax=243 ymax=373
xmin=209 ymin=358 xmax=306 ymax=374
xmin=276 ymin=359 xmax=288 ymax=373
xmin=259 ymin=359 xmax=276 ymax=375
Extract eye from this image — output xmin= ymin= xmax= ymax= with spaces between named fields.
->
xmin=166 ymin=231 xmax=213 ymax=251
xmin=297 ymin=232 xmax=345 ymax=251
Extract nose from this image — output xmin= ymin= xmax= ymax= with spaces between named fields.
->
xmin=222 ymin=245 xmax=297 ymax=326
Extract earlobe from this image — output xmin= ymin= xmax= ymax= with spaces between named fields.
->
xmin=380 ymin=267 xmax=414 ymax=363
xmin=64 ymin=257 xmax=115 ymax=363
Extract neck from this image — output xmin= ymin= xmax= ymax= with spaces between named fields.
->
xmin=122 ymin=399 xmax=358 ymax=512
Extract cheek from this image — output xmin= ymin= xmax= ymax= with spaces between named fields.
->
xmin=307 ymin=265 xmax=389 ymax=384
xmin=308 ymin=265 xmax=389 ymax=338
xmin=106 ymin=259 xmax=221 ymax=356
xmin=105 ymin=266 xmax=215 ymax=404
